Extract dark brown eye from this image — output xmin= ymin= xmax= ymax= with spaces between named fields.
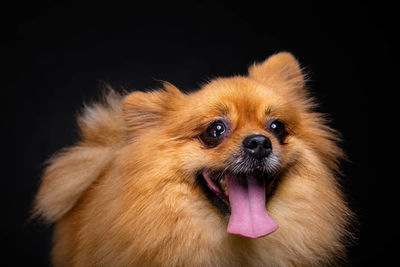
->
xmin=267 ymin=119 xmax=288 ymax=141
xmin=199 ymin=121 xmax=227 ymax=147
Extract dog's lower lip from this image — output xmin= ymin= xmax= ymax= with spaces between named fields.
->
xmin=202 ymin=171 xmax=229 ymax=205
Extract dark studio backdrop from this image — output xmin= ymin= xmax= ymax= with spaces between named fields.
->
xmin=3 ymin=1 xmax=396 ymax=266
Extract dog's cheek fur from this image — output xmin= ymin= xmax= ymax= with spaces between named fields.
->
xmin=265 ymin=146 xmax=352 ymax=266
xmin=51 ymin=145 xmax=234 ymax=266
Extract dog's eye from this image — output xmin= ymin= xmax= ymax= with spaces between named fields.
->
xmin=267 ymin=119 xmax=288 ymax=141
xmin=208 ymin=122 xmax=226 ymax=138
xmin=199 ymin=121 xmax=227 ymax=147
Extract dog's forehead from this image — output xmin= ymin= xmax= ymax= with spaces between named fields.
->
xmin=192 ymin=76 xmax=284 ymax=118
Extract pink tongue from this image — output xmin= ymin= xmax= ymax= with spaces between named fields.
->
xmin=226 ymin=173 xmax=278 ymax=238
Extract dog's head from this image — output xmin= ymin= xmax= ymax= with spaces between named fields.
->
xmin=122 ymin=53 xmax=325 ymax=238
xmin=34 ymin=52 xmax=352 ymax=265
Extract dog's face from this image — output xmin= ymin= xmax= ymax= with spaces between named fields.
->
xmin=182 ymin=78 xmax=304 ymax=238
xmin=123 ymin=53 xmax=307 ymax=238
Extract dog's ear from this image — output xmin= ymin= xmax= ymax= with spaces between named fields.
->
xmin=122 ymin=82 xmax=183 ymax=133
xmin=248 ymin=52 xmax=306 ymax=95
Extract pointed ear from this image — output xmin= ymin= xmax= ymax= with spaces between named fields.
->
xmin=122 ymin=82 xmax=183 ymax=132
xmin=248 ymin=52 xmax=305 ymax=93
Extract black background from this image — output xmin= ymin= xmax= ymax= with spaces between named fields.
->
xmin=3 ymin=1 xmax=397 ymax=266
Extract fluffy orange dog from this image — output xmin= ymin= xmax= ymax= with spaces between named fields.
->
xmin=34 ymin=53 xmax=354 ymax=266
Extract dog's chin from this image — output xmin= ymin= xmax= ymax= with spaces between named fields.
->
xmin=196 ymin=168 xmax=280 ymax=217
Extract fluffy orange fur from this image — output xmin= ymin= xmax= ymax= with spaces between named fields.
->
xmin=34 ymin=52 xmax=354 ymax=266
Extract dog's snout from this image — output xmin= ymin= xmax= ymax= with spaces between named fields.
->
xmin=242 ymin=135 xmax=272 ymax=159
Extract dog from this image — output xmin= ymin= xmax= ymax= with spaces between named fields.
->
xmin=34 ymin=52 xmax=354 ymax=266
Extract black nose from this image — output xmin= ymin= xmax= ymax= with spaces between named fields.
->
xmin=242 ymin=135 xmax=272 ymax=159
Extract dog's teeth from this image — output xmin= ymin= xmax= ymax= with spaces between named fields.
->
xmin=220 ymin=179 xmax=228 ymax=196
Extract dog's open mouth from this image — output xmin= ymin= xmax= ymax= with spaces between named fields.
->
xmin=200 ymin=170 xmax=279 ymax=238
